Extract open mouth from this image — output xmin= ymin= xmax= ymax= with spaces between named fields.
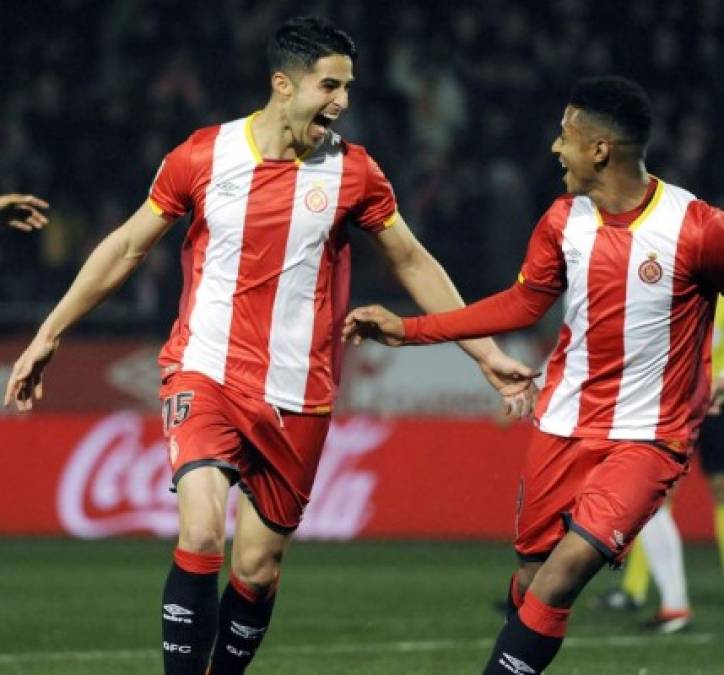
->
xmin=310 ymin=113 xmax=335 ymax=140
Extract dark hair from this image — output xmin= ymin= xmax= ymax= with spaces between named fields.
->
xmin=267 ymin=16 xmax=357 ymax=75
xmin=569 ymin=76 xmax=653 ymax=147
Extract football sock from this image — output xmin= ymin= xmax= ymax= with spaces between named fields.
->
xmin=208 ymin=572 xmax=277 ymax=674
xmin=621 ymin=536 xmax=649 ymax=605
xmin=482 ymin=590 xmax=570 ymax=674
xmin=641 ymin=506 xmax=690 ymax=612
xmin=505 ymin=572 xmax=525 ymax=619
xmin=715 ymin=504 xmax=724 ymax=572
xmin=162 ymin=548 xmax=224 ymax=675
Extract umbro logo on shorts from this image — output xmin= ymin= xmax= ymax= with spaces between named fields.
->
xmin=499 ymin=652 xmax=537 ymax=674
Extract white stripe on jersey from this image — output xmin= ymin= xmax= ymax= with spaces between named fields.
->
xmin=610 ymin=184 xmax=694 ymax=438
xmin=264 ymin=143 xmax=345 ymax=410
xmin=182 ymin=119 xmax=255 ymax=383
xmin=539 ymin=197 xmax=599 ymax=437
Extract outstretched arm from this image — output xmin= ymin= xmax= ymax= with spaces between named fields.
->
xmin=344 ymin=282 xmax=555 ymax=345
xmin=4 ymin=201 xmax=174 ymax=410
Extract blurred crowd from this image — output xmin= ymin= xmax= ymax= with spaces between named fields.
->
xmin=2 ymin=0 xmax=723 ymax=336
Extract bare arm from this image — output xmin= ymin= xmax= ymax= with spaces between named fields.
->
xmin=4 ymin=201 xmax=174 ymax=409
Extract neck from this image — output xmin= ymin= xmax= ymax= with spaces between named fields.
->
xmin=587 ymin=161 xmax=650 ymax=213
xmin=251 ymin=102 xmax=306 ymax=160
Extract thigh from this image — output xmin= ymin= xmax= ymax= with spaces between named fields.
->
xmin=571 ymin=441 xmax=688 ymax=563
xmin=231 ymin=489 xmax=293 ymax=584
xmin=515 ymin=429 xmax=600 ymax=561
xmin=176 ymin=465 xmax=232 ymax=553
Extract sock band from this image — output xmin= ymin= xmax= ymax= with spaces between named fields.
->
xmin=174 ymin=548 xmax=224 ymax=575
xmin=519 ymin=590 xmax=571 ymax=639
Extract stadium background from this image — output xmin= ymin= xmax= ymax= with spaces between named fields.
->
xmin=1 ymin=1 xmax=722 ymax=673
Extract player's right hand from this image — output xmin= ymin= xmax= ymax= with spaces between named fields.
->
xmin=342 ymin=304 xmax=405 ymax=347
xmin=4 ymin=334 xmax=59 ymax=411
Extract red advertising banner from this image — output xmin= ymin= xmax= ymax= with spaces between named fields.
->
xmin=0 ymin=413 xmax=715 ymax=540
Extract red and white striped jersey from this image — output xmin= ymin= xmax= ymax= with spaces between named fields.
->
xmin=520 ymin=178 xmax=724 ymax=443
xmin=149 ymin=113 xmax=397 ymax=413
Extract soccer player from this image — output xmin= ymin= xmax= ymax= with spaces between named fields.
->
xmin=3 ymin=17 xmax=537 ymax=675
xmin=0 ymin=193 xmax=49 ymax=231
xmin=344 ymin=76 xmax=724 ymax=674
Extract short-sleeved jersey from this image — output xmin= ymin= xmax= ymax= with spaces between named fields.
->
xmin=150 ymin=113 xmax=397 ymax=413
xmin=519 ymin=178 xmax=724 ymax=443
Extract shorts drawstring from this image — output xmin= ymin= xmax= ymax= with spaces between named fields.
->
xmin=271 ymin=405 xmax=285 ymax=429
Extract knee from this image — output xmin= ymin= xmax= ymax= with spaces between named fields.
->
xmin=231 ymin=546 xmax=283 ymax=590
xmin=178 ymin=522 xmax=226 ymax=555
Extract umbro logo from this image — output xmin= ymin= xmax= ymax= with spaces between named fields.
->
xmin=230 ymin=621 xmax=266 ymax=639
xmin=163 ymin=604 xmax=194 ymax=624
xmin=499 ymin=652 xmax=537 ymax=674
xmin=563 ymin=248 xmax=582 ymax=264
xmin=215 ymin=180 xmax=241 ymax=197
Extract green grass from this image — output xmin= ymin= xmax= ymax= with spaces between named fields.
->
xmin=0 ymin=539 xmax=722 ymax=674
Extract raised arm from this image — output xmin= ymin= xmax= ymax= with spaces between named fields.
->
xmin=4 ymin=201 xmax=174 ymax=410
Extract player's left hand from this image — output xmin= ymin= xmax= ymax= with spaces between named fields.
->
xmin=477 ymin=348 xmax=540 ymax=419
xmin=0 ymin=193 xmax=49 ymax=231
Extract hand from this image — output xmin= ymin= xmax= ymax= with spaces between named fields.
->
xmin=343 ymin=305 xmax=405 ymax=347
xmin=4 ymin=334 xmax=59 ymax=411
xmin=0 ymin=193 xmax=49 ymax=231
xmin=477 ymin=347 xmax=540 ymax=419
xmin=708 ymin=376 xmax=724 ymax=415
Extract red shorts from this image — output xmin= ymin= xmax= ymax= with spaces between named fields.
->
xmin=159 ymin=371 xmax=330 ymax=533
xmin=515 ymin=428 xmax=689 ymax=563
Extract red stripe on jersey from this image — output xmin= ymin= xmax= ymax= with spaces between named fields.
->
xmin=574 ymin=228 xmax=633 ymax=434
xmin=159 ymin=127 xmax=220 ymax=369
xmin=656 ymin=205 xmax=716 ymax=442
xmin=225 ymin=163 xmax=298 ymax=387
xmin=537 ymin=323 xmax=572 ymax=419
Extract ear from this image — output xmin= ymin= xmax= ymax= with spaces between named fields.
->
xmin=592 ymin=138 xmax=612 ymax=165
xmin=271 ymin=71 xmax=294 ymax=98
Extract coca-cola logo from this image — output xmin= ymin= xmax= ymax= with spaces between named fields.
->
xmin=58 ymin=412 xmax=391 ymax=540
xmin=58 ymin=411 xmax=180 ymax=537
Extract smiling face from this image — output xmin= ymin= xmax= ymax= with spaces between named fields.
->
xmin=551 ymin=105 xmax=603 ymax=195
xmin=278 ymin=54 xmax=354 ymax=150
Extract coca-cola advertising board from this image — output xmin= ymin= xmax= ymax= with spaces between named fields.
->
xmin=0 ymin=413 xmax=715 ymax=540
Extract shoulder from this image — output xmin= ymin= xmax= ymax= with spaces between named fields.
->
xmin=537 ymin=194 xmax=577 ymax=231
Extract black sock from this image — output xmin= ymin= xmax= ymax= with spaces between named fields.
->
xmin=162 ymin=552 xmax=222 ymax=675
xmin=208 ymin=574 xmax=277 ymax=674
xmin=482 ymin=612 xmax=563 ymax=675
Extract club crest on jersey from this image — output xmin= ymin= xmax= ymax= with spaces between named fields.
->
xmin=304 ymin=184 xmax=328 ymax=213
xmin=638 ymin=252 xmax=663 ymax=284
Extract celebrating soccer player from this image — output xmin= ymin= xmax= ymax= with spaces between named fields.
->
xmin=344 ymin=76 xmax=724 ymax=674
xmin=3 ymin=16 xmax=537 ymax=675
xmin=0 ymin=193 xmax=49 ymax=231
